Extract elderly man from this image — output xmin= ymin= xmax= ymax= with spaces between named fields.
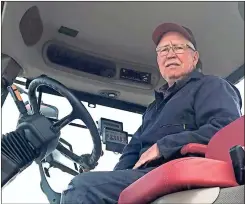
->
xmin=61 ymin=23 xmax=242 ymax=204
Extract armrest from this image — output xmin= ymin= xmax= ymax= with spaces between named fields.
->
xmin=181 ymin=143 xmax=207 ymax=156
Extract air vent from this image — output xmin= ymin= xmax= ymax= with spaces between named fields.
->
xmin=45 ymin=43 xmax=116 ymax=78
xmin=58 ymin=26 xmax=78 ymax=37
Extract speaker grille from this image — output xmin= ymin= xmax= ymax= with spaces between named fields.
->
xmin=19 ymin=6 xmax=43 ymax=46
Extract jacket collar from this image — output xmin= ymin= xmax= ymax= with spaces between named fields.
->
xmin=155 ymin=70 xmax=204 ymax=100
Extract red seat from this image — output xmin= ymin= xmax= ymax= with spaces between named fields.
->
xmin=118 ymin=116 xmax=244 ymax=204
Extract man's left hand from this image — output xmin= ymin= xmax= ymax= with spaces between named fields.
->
xmin=133 ymin=143 xmax=161 ymax=169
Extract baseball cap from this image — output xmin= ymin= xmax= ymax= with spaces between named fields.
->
xmin=152 ymin=22 xmax=197 ymax=48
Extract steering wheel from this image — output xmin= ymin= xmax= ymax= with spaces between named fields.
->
xmin=28 ymin=75 xmax=102 ymax=171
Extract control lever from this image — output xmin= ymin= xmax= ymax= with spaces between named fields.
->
xmin=229 ymin=145 xmax=245 ymax=185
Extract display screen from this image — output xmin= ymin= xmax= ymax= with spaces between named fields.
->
xmin=103 ymin=127 xmax=128 ymax=145
xmin=103 ymin=127 xmax=128 ymax=153
xmin=98 ymin=118 xmax=123 ymax=143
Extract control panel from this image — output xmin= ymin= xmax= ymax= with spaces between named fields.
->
xmin=120 ymin=68 xmax=151 ymax=84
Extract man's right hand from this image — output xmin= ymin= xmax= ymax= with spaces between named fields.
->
xmin=133 ymin=143 xmax=161 ymax=169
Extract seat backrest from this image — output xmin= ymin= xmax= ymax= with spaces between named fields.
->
xmin=205 ymin=116 xmax=244 ymax=163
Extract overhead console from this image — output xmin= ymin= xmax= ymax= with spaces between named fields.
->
xmin=43 ymin=41 xmax=159 ymax=90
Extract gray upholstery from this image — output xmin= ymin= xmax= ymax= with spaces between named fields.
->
xmin=152 ymin=187 xmax=220 ymax=204
xmin=215 ymin=185 xmax=244 ymax=203
xmin=151 ymin=185 xmax=244 ymax=204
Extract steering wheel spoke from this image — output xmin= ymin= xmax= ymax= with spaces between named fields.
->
xmin=52 ymin=112 xmax=74 ymax=132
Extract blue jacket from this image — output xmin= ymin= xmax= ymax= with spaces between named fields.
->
xmin=114 ymin=70 xmax=242 ymax=170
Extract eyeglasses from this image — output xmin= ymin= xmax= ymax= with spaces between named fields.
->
xmin=156 ymin=44 xmax=196 ymax=57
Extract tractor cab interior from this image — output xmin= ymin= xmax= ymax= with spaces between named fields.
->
xmin=1 ymin=1 xmax=244 ymax=204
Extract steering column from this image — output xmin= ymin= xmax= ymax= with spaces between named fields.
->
xmin=1 ymin=75 xmax=102 ymax=203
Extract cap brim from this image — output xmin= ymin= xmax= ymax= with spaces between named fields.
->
xmin=152 ymin=23 xmax=194 ymax=46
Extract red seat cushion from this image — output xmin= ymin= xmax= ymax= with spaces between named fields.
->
xmin=119 ymin=116 xmax=244 ymax=204
xmin=118 ymin=157 xmax=238 ymax=204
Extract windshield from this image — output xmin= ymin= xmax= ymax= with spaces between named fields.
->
xmin=2 ymin=78 xmax=244 ymax=203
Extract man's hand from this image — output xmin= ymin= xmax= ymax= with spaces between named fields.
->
xmin=133 ymin=143 xmax=161 ymax=169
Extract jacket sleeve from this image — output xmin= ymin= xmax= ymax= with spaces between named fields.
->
xmin=156 ymin=77 xmax=242 ymax=160
xmin=113 ymin=126 xmax=142 ymax=170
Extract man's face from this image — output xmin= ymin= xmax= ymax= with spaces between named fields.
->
xmin=156 ymin=32 xmax=199 ymax=82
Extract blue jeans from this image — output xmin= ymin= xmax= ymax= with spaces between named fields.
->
xmin=60 ymin=167 xmax=154 ymax=204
